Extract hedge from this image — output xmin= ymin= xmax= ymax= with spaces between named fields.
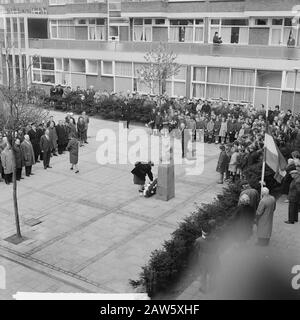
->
xmin=47 ymin=94 xmax=156 ymax=124
xmin=129 ymin=160 xmax=279 ymax=297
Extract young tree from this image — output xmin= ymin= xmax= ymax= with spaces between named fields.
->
xmin=137 ymin=43 xmax=182 ymax=106
xmin=0 ymin=49 xmax=48 ymax=242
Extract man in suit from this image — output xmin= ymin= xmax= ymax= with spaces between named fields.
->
xmin=21 ymin=134 xmax=35 ymax=177
xmin=256 ymin=187 xmax=276 ymax=246
xmin=28 ymin=123 xmax=41 ymax=163
xmin=40 ymin=129 xmax=52 ymax=170
xmin=82 ymin=111 xmax=89 ymax=144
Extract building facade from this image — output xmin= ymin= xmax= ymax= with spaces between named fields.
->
xmin=1 ymin=0 xmax=300 ymax=110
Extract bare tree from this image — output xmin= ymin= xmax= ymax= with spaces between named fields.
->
xmin=0 ymin=44 xmax=48 ymax=241
xmin=137 ymin=43 xmax=182 ymax=106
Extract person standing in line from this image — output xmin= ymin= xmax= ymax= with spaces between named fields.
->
xmin=48 ymin=121 xmax=58 ymax=156
xmin=0 ymin=143 xmax=13 ymax=184
xmin=216 ymin=145 xmax=229 ymax=184
xmin=56 ymin=120 xmax=67 ymax=155
xmin=77 ymin=116 xmax=86 ymax=147
xmin=36 ymin=123 xmax=45 ymax=161
xmin=285 ymin=170 xmax=300 ymax=224
xmin=13 ymin=138 xmax=24 ymax=181
xmin=40 ymin=129 xmax=52 ymax=170
xmin=82 ymin=111 xmax=89 ymax=144
xmin=256 ymin=187 xmax=276 ymax=246
xmin=28 ymin=123 xmax=41 ymax=163
xmin=66 ymin=134 xmax=79 ymax=173
xmin=21 ymin=134 xmax=35 ymax=177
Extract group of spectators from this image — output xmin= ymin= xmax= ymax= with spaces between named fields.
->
xmin=0 ymin=111 xmax=89 ymax=185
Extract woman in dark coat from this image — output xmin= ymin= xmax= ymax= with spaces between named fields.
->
xmin=234 ymin=193 xmax=255 ymax=243
xmin=66 ymin=134 xmax=79 ymax=173
xmin=77 ymin=116 xmax=86 ymax=147
xmin=13 ymin=138 xmax=24 ymax=181
xmin=131 ymin=161 xmax=154 ymax=195
xmin=216 ymin=145 xmax=229 ymax=184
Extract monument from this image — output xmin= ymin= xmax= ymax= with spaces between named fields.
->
xmin=156 ymin=130 xmax=175 ymax=201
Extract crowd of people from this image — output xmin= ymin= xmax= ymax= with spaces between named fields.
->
xmin=0 ymin=111 xmax=90 ymax=185
xmin=2 ymin=85 xmax=300 ymax=238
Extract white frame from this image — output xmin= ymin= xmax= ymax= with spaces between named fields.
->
xmin=208 ymin=18 xmax=249 ymax=45
xmin=168 ymin=18 xmax=204 ymax=44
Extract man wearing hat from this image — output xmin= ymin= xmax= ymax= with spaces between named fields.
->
xmin=285 ymin=169 xmax=300 ymax=224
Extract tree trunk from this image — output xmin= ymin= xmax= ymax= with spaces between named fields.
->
xmin=11 ymin=138 xmax=22 ymax=238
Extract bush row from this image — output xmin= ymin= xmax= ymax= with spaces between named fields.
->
xmin=129 ymin=161 xmax=278 ymax=297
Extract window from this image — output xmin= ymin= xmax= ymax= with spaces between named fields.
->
xmin=41 ymin=57 xmax=54 ymax=70
xmin=255 ymin=19 xmax=268 ymax=26
xmin=169 ymin=19 xmax=203 ymax=43
xmin=88 ymin=18 xmax=106 ymax=40
xmin=270 ymin=17 xmax=297 ymax=46
xmin=86 ymin=60 xmax=98 ymax=74
xmin=102 ymin=61 xmax=113 ymax=75
xmin=133 ymin=18 xmax=152 ymax=42
xmin=115 ymin=62 xmax=132 ymax=77
xmin=50 ymin=19 xmax=75 ymax=39
xmin=155 ymin=19 xmax=165 ymax=25
xmin=256 ymin=70 xmax=282 ymax=88
xmin=32 ymin=56 xmax=55 ymax=84
xmin=71 ymin=59 xmax=86 ymax=73
xmin=272 ymin=19 xmax=283 ymax=26
xmin=210 ymin=19 xmax=249 ymax=44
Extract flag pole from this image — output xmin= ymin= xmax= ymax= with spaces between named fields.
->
xmin=261 ymin=84 xmax=270 ymax=197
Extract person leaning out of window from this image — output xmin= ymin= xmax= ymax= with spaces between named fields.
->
xmin=213 ymin=32 xmax=222 ymax=44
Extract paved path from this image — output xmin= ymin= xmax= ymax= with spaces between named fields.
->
xmin=0 ymin=112 xmax=224 ymax=299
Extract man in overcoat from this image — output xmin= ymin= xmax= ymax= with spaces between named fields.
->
xmin=21 ymin=134 xmax=35 ymax=177
xmin=256 ymin=187 xmax=276 ymax=246
xmin=285 ymin=169 xmax=300 ymax=224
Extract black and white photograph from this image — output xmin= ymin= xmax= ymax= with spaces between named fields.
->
xmin=0 ymin=0 xmax=300 ymax=305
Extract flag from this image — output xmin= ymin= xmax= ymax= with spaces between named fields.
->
xmin=264 ymin=131 xmax=287 ymax=183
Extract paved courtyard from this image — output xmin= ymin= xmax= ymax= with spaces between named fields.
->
xmin=0 ymin=112 xmax=224 ymax=299
xmin=0 ymin=112 xmax=299 ymax=300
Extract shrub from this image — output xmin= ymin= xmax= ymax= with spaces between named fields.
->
xmin=129 ymin=163 xmax=278 ymax=297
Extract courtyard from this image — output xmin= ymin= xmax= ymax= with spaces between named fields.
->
xmin=0 ymin=112 xmax=299 ymax=300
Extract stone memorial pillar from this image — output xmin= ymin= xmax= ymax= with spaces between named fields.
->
xmin=156 ymin=134 xmax=175 ymax=201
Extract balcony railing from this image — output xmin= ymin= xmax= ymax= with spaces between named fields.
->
xmin=28 ymin=39 xmax=300 ymax=60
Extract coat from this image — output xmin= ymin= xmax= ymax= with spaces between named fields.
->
xmin=256 ymin=195 xmax=276 ymax=239
xmin=216 ymin=151 xmax=229 ymax=174
xmin=56 ymin=125 xmax=68 ymax=146
xmin=48 ymin=127 xmax=58 ymax=149
xmin=234 ymin=204 xmax=255 ymax=242
xmin=239 ymin=188 xmax=260 ymax=211
xmin=66 ymin=138 xmax=79 ymax=165
xmin=0 ymin=148 xmax=13 ymax=174
xmin=229 ymin=151 xmax=238 ymax=173
xmin=13 ymin=145 xmax=24 ymax=169
xmin=40 ymin=135 xmax=52 ymax=153
xmin=67 ymin=123 xmax=77 ymax=139
xmin=219 ymin=121 xmax=227 ymax=137
xmin=131 ymin=162 xmax=153 ymax=185
xmin=28 ymin=129 xmax=40 ymax=148
xmin=288 ymin=174 xmax=300 ymax=203
xmin=21 ymin=141 xmax=35 ymax=166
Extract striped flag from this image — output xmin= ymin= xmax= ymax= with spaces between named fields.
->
xmin=264 ymin=131 xmax=287 ymax=183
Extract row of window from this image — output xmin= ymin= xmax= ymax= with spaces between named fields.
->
xmin=30 ymin=57 xmax=300 ymax=99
